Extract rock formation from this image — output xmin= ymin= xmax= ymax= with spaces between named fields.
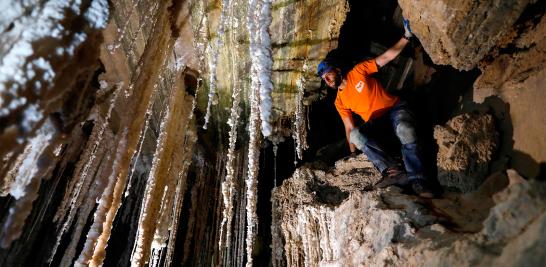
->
xmin=435 ymin=113 xmax=498 ymax=192
xmin=272 ymin=113 xmax=546 ymax=266
xmin=398 ymin=0 xmax=533 ymax=70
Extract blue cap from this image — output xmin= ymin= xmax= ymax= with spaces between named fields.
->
xmin=317 ymin=60 xmax=333 ymax=77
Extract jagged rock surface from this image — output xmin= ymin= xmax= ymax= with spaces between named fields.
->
xmin=434 ymin=113 xmax=498 ymax=192
xmin=473 ymin=8 xmax=546 ymax=176
xmin=398 ymin=0 xmax=533 ymax=70
xmin=272 ymin=154 xmax=546 ymax=266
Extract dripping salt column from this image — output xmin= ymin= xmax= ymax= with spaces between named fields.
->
xmin=74 ymin=1 xmax=178 ymax=265
xmin=203 ymin=0 xmax=230 ymax=129
xmin=130 ymin=67 xmax=193 ymax=265
xmin=293 ymin=62 xmax=309 ymax=161
xmin=245 ymin=0 xmax=261 ymax=265
xmin=219 ymin=2 xmax=243 ymax=257
xmin=245 ymin=76 xmax=262 ymax=267
xmin=256 ymin=0 xmax=274 ymax=137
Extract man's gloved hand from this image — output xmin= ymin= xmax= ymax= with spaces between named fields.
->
xmin=403 ymin=19 xmax=413 ymax=39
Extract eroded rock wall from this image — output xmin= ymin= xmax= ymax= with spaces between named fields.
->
xmin=400 ymin=0 xmax=545 ymax=178
xmin=473 ymin=8 xmax=546 ymax=177
xmin=398 ymin=0 xmax=533 ymax=70
xmin=0 ymin=1 xmax=200 ymax=266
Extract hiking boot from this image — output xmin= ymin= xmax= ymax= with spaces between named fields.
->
xmin=375 ymin=167 xmax=409 ymax=189
xmin=410 ymin=179 xmax=434 ymax=198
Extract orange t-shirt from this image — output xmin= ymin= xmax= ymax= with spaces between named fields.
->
xmin=334 ymin=59 xmax=399 ymax=122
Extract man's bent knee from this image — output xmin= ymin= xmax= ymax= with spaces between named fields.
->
xmin=350 ymin=128 xmax=367 ymax=151
xmin=395 ymin=121 xmax=416 ymax=144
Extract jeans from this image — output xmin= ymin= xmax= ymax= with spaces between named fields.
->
xmin=349 ymin=101 xmax=426 ymax=181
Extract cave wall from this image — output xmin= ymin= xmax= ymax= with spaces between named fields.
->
xmin=398 ymin=0 xmax=533 ymax=70
xmin=399 ymin=0 xmax=546 ymax=178
xmin=473 ymin=7 xmax=546 ymax=177
xmin=0 ymin=0 xmax=199 ymax=266
xmin=190 ymin=0 xmax=347 ymax=138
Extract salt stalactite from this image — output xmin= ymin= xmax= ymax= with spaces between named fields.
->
xmin=124 ymin=79 xmax=158 ymax=198
xmin=270 ymin=188 xmax=282 ymax=267
xmin=294 ymin=62 xmax=309 ymax=161
xmin=273 ymin=143 xmax=278 ymax=187
xmin=49 ymin=84 xmax=123 ymax=262
xmin=124 ymin=111 xmax=150 ymax=197
xmin=236 ymin=181 xmax=247 ymax=266
xmin=149 ymin=81 xmax=190 ymax=263
xmin=154 ymin=129 xmax=188 ymax=267
xmin=244 ymin=48 xmax=262 ymax=267
xmin=219 ymin=51 xmax=242 ymax=253
xmin=59 ymin=135 xmax=114 ymax=266
xmin=218 ymin=2 xmax=243 ymax=254
xmin=74 ymin=129 xmax=128 ymax=267
xmin=245 ymin=0 xmax=271 ymax=264
xmin=130 ymin=65 xmax=192 ymax=266
xmin=0 ymin=120 xmax=58 ymax=248
xmin=149 ymin=183 xmax=174 ymax=267
xmin=131 ymin=103 xmax=172 ymax=266
xmin=188 ymin=1 xmax=208 ymax=121
xmin=189 ymin=76 xmax=203 ymax=120
xmin=203 ymin=0 xmax=230 ymax=129
xmin=248 ymin=0 xmax=274 ymax=137
xmin=163 ymin=128 xmax=197 ymax=266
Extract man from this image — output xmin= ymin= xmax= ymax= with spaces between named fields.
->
xmin=317 ymin=20 xmax=433 ymax=198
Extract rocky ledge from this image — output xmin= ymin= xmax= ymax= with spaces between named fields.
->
xmin=271 ymin=112 xmax=546 ymax=266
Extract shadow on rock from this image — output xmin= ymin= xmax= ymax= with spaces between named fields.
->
xmin=308 ymin=182 xmax=349 ymax=206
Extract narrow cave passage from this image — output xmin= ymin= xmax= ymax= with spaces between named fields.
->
xmin=252 ymin=0 xmax=484 ymax=264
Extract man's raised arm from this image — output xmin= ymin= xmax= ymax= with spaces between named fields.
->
xmin=375 ymin=19 xmax=413 ymax=68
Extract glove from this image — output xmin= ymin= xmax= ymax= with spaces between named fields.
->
xmin=403 ymin=19 xmax=413 ymax=39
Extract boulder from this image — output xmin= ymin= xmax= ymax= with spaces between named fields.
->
xmin=434 ymin=112 xmax=498 ymax=192
xmin=398 ymin=0 xmax=532 ymax=70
